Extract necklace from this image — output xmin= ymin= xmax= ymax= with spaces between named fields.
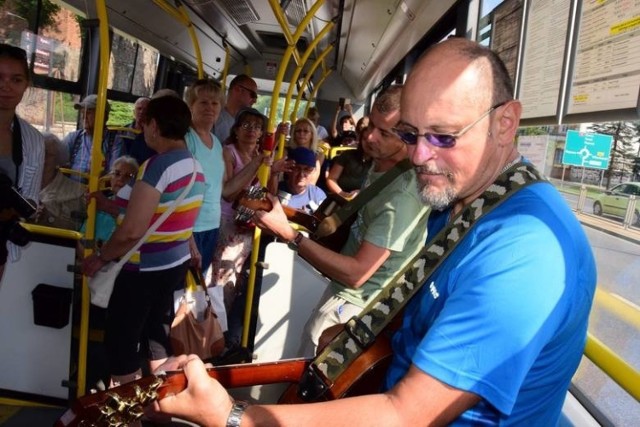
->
xmin=500 ymin=155 xmax=522 ymax=174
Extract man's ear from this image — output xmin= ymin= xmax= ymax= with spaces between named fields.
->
xmin=495 ymin=100 xmax=521 ymax=146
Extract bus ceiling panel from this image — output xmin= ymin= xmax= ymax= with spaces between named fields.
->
xmin=339 ymin=0 xmax=458 ymax=101
xmin=184 ymin=0 xmax=333 ymax=64
xmin=61 ymin=0 xmax=241 ymax=79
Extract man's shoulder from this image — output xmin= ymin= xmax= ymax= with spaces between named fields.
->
xmin=63 ymin=129 xmax=84 ymax=145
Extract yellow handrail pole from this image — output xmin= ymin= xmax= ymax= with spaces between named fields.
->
xmin=305 ymin=68 xmax=332 ymax=116
xmin=152 ymin=1 xmax=203 ymax=78
xmin=239 ymin=6 xmax=292 ymax=349
xmin=292 ymin=44 xmax=334 ymax=121
xmin=271 ymin=0 xmax=327 ymax=161
xmin=152 ymin=0 xmax=186 ymax=23
xmin=221 ymin=41 xmax=230 ymax=92
xmin=268 ymin=0 xmax=325 ymax=67
xmin=593 ymin=288 xmax=640 ymax=329
xmin=239 ymin=0 xmax=322 ymax=347
xmin=584 ymin=333 xmax=640 ymax=401
xmin=178 ymin=3 xmax=203 ymax=78
xmin=78 ymin=0 xmax=111 ymax=397
xmin=282 ymin=21 xmax=334 ymax=127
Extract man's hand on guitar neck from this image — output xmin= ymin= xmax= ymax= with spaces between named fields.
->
xmin=149 ymin=355 xmax=232 ymax=427
xmin=252 ymin=193 xmax=298 ymax=243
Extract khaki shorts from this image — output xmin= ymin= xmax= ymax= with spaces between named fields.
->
xmin=297 ymin=286 xmax=362 ymax=358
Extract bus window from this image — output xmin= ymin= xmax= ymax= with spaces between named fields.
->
xmin=0 ymin=2 xmax=82 ymax=82
xmin=16 ymin=88 xmax=77 ymax=140
xmin=108 ymin=33 xmax=158 ymax=97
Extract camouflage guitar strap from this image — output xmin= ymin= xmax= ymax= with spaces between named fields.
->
xmin=297 ymin=162 xmax=546 ymax=400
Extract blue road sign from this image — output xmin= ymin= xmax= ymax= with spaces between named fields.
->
xmin=562 ymin=130 xmax=612 ymax=170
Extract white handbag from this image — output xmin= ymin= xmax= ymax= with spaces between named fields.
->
xmin=88 ymin=160 xmax=198 ymax=308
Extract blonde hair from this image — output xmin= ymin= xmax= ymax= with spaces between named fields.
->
xmin=291 ymin=118 xmax=318 ymax=152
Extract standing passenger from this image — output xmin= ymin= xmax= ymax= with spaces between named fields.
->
xmin=82 ymin=96 xmax=205 ymax=387
xmin=209 ymin=108 xmax=278 ymax=343
xmin=63 ymin=94 xmax=115 ymax=175
xmin=214 ymin=74 xmax=258 ymax=143
xmin=184 ymin=79 xmax=225 ymax=276
xmin=0 ymin=43 xmax=44 ymax=282
xmin=307 ymin=106 xmax=330 ymax=141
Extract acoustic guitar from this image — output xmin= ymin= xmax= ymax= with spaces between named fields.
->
xmin=54 ymin=326 xmax=394 ymax=426
xmin=234 ymin=186 xmax=353 ymax=252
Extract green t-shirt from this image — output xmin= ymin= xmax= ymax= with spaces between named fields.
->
xmin=331 ymin=167 xmax=429 ymax=307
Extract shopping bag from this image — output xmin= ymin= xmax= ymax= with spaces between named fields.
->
xmin=170 ymin=268 xmax=225 ymax=359
xmin=88 ymin=261 xmax=120 ymax=308
xmin=36 ymin=172 xmax=87 ymax=230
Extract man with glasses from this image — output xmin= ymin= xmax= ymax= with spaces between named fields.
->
xmin=255 ymin=85 xmax=429 ymax=358
xmin=152 ymin=38 xmax=596 ymax=427
xmin=214 ymin=74 xmax=258 ymax=143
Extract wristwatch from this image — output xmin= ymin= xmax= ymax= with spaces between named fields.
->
xmin=287 ymin=232 xmax=304 ymax=252
xmin=94 ymin=247 xmax=108 ymax=262
xmin=226 ymin=400 xmax=249 ymax=427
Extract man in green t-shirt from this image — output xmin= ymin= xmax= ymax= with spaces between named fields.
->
xmin=254 ymin=85 xmax=429 ymax=357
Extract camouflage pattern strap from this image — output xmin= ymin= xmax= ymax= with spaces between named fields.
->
xmin=309 ymin=162 xmax=546 ymax=388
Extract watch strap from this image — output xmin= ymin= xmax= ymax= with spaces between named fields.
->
xmin=287 ymin=231 xmax=304 ymax=251
xmin=226 ymin=400 xmax=249 ymax=427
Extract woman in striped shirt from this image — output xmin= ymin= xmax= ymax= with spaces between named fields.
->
xmin=82 ymin=95 xmax=205 ymax=388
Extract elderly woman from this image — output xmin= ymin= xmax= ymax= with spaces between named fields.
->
xmin=184 ymin=79 xmax=225 ymax=276
xmin=82 ymin=155 xmax=139 ymax=245
xmin=82 ymin=95 xmax=205 ymax=387
xmin=210 ymin=108 xmax=286 ymax=344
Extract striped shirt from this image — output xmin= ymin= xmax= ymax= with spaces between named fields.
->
xmin=8 ymin=117 xmax=44 ymax=262
xmin=115 ymin=149 xmax=205 ymax=272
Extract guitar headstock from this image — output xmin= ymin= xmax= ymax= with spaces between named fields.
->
xmin=234 ymin=186 xmax=273 ymax=222
xmin=55 ymin=374 xmax=177 ymax=427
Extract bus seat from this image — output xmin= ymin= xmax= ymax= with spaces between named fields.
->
xmin=329 ymin=146 xmax=355 ymax=160
xmin=232 ymin=238 xmax=329 ymax=404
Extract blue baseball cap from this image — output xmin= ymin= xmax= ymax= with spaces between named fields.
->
xmin=289 ymin=147 xmax=316 ymax=168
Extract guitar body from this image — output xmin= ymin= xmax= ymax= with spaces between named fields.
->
xmin=278 ymin=326 xmax=393 ymax=403
xmin=235 ymin=187 xmax=352 ymax=252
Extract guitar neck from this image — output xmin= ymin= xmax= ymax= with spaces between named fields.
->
xmin=56 ymin=359 xmax=310 ymax=427
xmin=282 ymin=205 xmax=320 ymax=232
xmin=159 ymin=358 xmax=310 ymax=398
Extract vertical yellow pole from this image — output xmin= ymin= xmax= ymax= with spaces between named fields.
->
xmin=78 ymin=0 xmax=111 ymax=397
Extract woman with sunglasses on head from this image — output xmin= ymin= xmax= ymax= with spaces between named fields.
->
xmin=0 ymin=43 xmax=44 ymax=281
xmin=210 ymin=108 xmax=288 ymax=348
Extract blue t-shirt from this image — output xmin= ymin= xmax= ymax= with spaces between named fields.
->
xmin=383 ymin=182 xmax=596 ymax=425
xmin=185 ymin=128 xmax=224 ymax=232
xmin=279 ymin=181 xmax=327 ymax=214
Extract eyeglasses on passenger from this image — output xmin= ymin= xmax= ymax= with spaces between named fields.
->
xmin=392 ymin=101 xmax=509 ymax=148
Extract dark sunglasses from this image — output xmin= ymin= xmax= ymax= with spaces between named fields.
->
xmin=0 ymin=43 xmax=27 ymax=60
xmin=237 ymin=84 xmax=258 ymax=99
xmin=392 ymin=101 xmax=508 ymax=148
